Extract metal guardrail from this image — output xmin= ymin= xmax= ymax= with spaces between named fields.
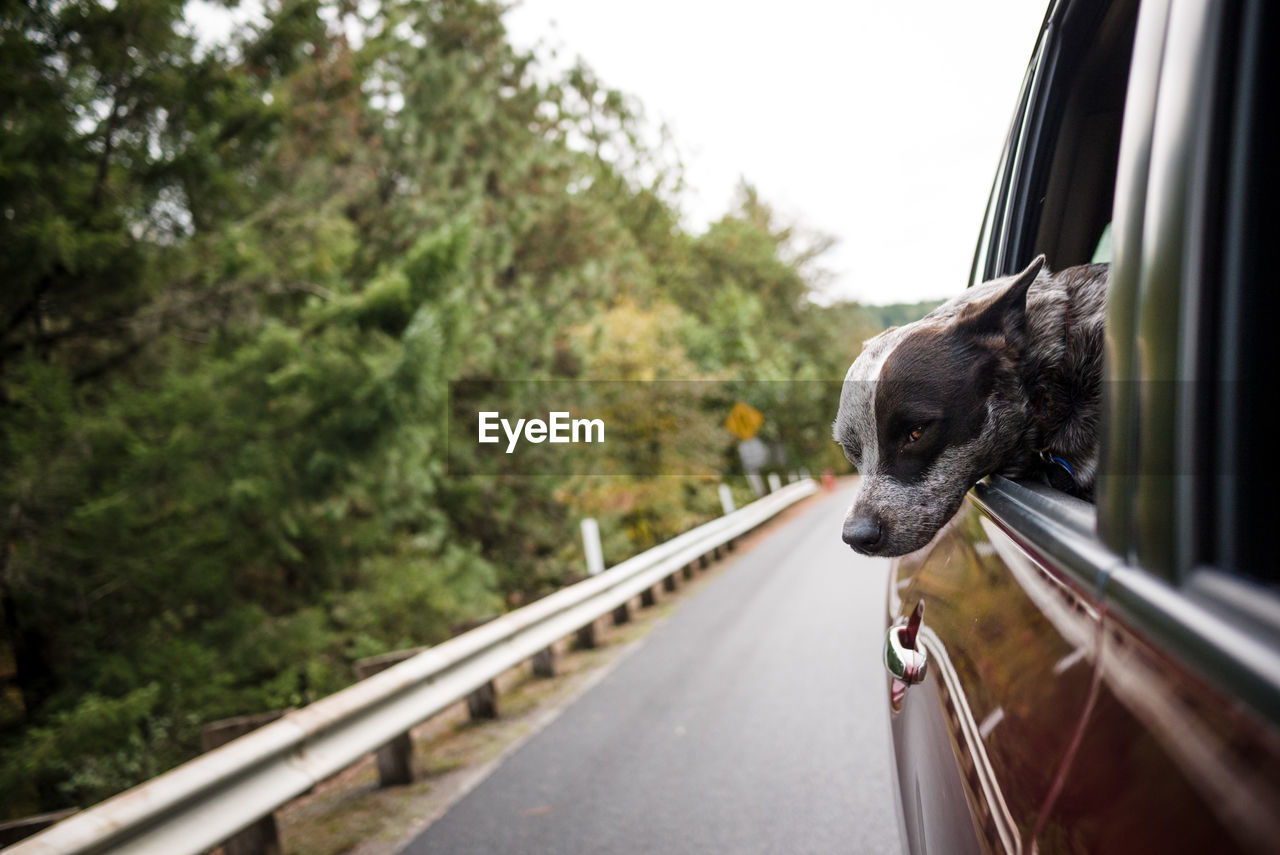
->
xmin=6 ymin=479 xmax=817 ymax=855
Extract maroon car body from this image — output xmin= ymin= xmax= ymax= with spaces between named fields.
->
xmin=883 ymin=1 xmax=1280 ymax=852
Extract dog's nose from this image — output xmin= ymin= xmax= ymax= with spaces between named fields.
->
xmin=843 ymin=514 xmax=883 ymax=554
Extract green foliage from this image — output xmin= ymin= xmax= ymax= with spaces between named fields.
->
xmin=0 ymin=0 xmax=911 ymax=818
xmin=856 ymin=299 xmax=947 ymax=331
xmin=1 ymin=684 xmax=168 ymax=811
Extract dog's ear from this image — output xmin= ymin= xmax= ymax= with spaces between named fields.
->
xmin=958 ymin=254 xmax=1045 ymax=345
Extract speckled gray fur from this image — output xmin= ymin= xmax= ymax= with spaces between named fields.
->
xmin=833 ymin=256 xmax=1108 ymax=557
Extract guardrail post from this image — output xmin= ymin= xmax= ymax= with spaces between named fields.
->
xmin=576 ymin=619 xmax=598 ymax=649
xmin=663 ymin=572 xmax=678 ymax=592
xmin=466 ymin=681 xmax=498 ymax=720
xmin=451 ymin=617 xmax=501 ymax=720
xmin=682 ymin=562 xmax=695 ymax=579
xmin=767 ymin=472 xmax=782 ymax=493
xmin=532 ymin=646 xmax=555 ymax=678
xmin=612 ymin=599 xmax=631 ymax=624
xmin=640 ymin=585 xmax=657 ymax=607
xmin=355 ymin=651 xmax=427 ymax=787
xmin=202 ymin=711 xmax=289 ymax=855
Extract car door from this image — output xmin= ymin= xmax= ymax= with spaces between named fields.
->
xmin=890 ymin=1 xmax=1280 ymax=853
xmin=1027 ymin=1 xmax=1280 ymax=851
xmin=887 ymin=485 xmax=1107 ymax=854
xmin=888 ymin=1 xmax=1140 ymax=851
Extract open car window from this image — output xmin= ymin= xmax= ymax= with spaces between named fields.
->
xmin=973 ymin=0 xmax=1142 ymax=506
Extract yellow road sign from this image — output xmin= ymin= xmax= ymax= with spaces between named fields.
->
xmin=724 ymin=401 xmax=764 ymax=440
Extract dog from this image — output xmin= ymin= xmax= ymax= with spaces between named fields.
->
xmin=832 ymin=255 xmax=1108 ymax=557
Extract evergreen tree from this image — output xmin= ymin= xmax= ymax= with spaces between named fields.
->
xmin=0 ymin=0 xmax=904 ymax=815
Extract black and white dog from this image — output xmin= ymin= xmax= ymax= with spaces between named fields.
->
xmin=832 ymin=255 xmax=1108 ymax=557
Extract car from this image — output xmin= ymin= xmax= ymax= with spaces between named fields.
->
xmin=881 ymin=0 xmax=1280 ymax=853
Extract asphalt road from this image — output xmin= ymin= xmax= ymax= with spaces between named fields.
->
xmin=402 ymin=480 xmax=902 ymax=854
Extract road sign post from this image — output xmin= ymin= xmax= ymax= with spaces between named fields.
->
xmin=581 ymin=517 xmax=604 ymax=576
xmin=718 ymin=483 xmax=735 ymax=515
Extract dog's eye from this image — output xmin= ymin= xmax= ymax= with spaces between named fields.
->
xmin=905 ymin=425 xmax=925 ymax=445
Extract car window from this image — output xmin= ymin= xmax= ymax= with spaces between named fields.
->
xmin=978 ymin=0 xmax=1142 ymax=509
xmin=974 ymin=0 xmax=1140 ymax=282
xmin=1090 ymin=222 xmax=1112 ymax=263
xmin=1027 ymin=2 xmax=1138 ymax=268
xmin=969 ymin=35 xmax=1042 ymax=289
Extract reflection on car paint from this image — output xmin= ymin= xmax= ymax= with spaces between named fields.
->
xmin=892 ymin=493 xmax=1280 ymax=854
xmin=888 ymin=496 xmax=1103 ymax=853
xmin=1037 ymin=610 xmax=1280 ymax=854
xmin=915 ymin=622 xmax=1020 ymax=854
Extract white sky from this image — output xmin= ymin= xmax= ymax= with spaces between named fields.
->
xmin=503 ymin=0 xmax=1049 ymax=305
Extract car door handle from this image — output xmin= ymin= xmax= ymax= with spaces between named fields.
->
xmin=885 ymin=601 xmax=928 ymax=684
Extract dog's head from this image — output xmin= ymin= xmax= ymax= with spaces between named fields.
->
xmin=833 ymin=256 xmax=1045 ymax=557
